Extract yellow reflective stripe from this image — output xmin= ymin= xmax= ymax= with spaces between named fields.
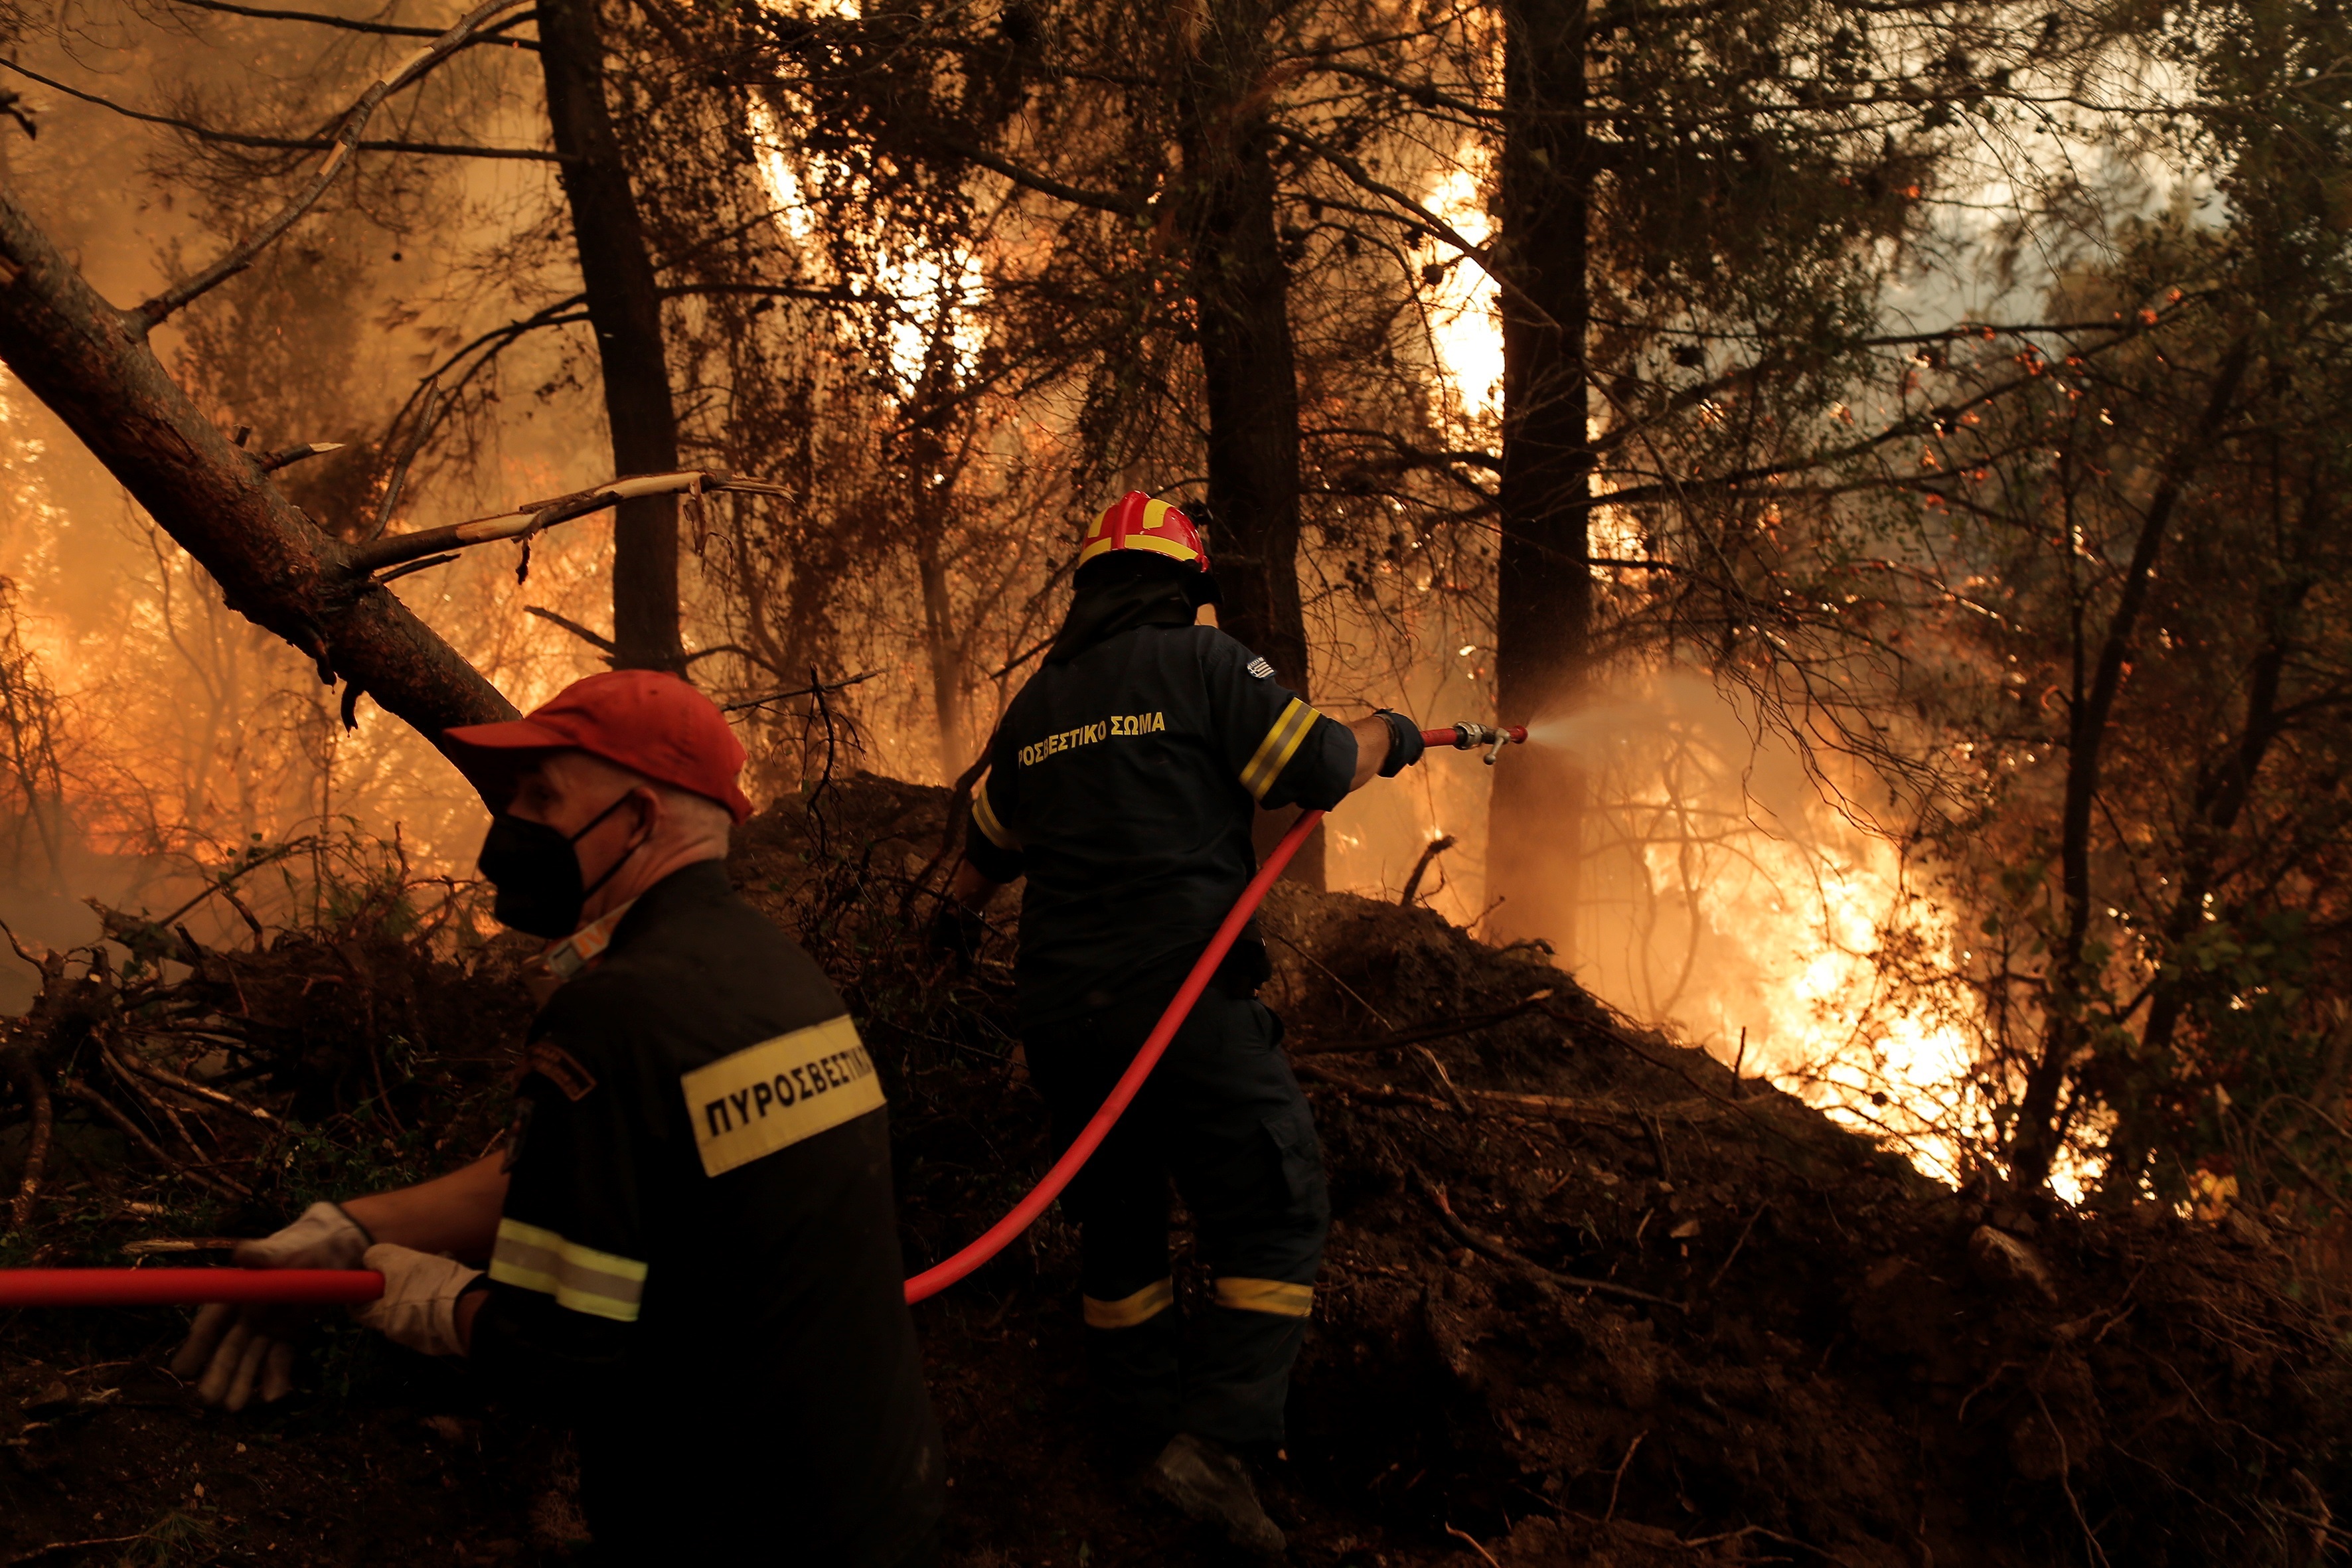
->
xmin=1083 ymin=1278 xmax=1174 ymax=1329
xmin=1215 ymin=1277 xmax=1314 ymax=1318
xmin=489 ymin=1217 xmax=649 ymax=1323
xmin=1079 ymin=530 xmax=1200 ymax=568
xmin=971 ymin=775 xmax=1018 ymax=850
xmin=1239 ymin=698 xmax=1320 ymax=801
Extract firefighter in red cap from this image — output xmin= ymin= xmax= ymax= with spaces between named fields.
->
xmin=173 ymin=670 xmax=945 ymax=1567
xmin=941 ymin=492 xmax=1429 ymax=1557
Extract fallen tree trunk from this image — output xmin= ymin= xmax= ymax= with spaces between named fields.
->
xmin=0 ymin=181 xmax=516 ymax=743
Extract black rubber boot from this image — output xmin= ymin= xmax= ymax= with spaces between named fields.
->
xmin=1142 ymin=1431 xmax=1287 ymax=1557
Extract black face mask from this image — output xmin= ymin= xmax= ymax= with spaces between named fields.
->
xmin=477 ymin=793 xmax=645 ymax=939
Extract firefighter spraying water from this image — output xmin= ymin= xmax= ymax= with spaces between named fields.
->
xmin=0 ymin=491 xmax=1530 ymax=1565
xmin=925 ymin=490 xmax=1520 ymax=1557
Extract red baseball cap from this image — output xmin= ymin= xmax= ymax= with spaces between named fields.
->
xmin=443 ymin=670 xmax=754 ymax=823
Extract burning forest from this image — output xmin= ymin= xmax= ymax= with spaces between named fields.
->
xmin=0 ymin=0 xmax=2350 ymax=1561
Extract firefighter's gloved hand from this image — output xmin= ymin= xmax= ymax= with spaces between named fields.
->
xmin=169 ymin=1201 xmax=370 ymax=1411
xmin=926 ymin=900 xmax=988 ymax=973
xmin=352 ymin=1244 xmax=482 ymax=1358
xmin=1373 ymin=710 xmax=1427 ymax=777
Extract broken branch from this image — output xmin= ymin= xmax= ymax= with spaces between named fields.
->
xmin=373 ymin=553 xmax=459 ymax=586
xmin=54 ymin=1080 xmax=246 ymax=1200
xmin=255 ymin=439 xmax=342 ymax=473
xmin=112 ymin=1041 xmax=275 ymax=1124
xmin=101 ymin=1041 xmax=207 ymax=1158
xmin=347 ymin=469 xmax=791 ymax=576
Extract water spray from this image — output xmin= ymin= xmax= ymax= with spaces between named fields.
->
xmin=0 ymin=724 xmax=1531 ymax=1312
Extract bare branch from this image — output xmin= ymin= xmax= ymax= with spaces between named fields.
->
xmin=1271 ymin=125 xmax=1559 ymax=333
xmin=366 ymin=384 xmax=441 ymax=539
xmin=524 ymin=605 xmax=615 ymax=653
xmin=391 ymin=281 xmax=846 ymax=453
xmin=1305 ymin=424 xmax=1500 ymax=473
xmin=1301 ymin=60 xmax=1500 ymax=121
xmin=374 ymin=552 xmax=459 ymax=584
xmin=167 ymin=0 xmax=542 ymax=48
xmin=114 ymin=1041 xmax=275 ymax=1123
xmin=349 ymin=469 xmax=791 ymax=576
xmin=930 ymin=131 xmax=1144 ymax=217
xmin=56 ymin=1079 xmax=247 ymax=1199
xmin=134 ymin=0 xmax=542 ymax=327
xmin=0 ymin=58 xmax=562 ymax=163
xmin=668 ymin=281 xmax=855 ymax=305
xmin=721 ymin=670 xmax=880 ymax=713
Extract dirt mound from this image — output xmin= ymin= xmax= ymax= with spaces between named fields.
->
xmin=745 ymin=775 xmax=2351 ymax=1566
xmin=1256 ymin=880 xmax=2344 ymax=1567
xmin=0 ymin=771 xmax=2344 ymax=1567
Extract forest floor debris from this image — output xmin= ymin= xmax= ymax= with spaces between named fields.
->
xmin=0 ymin=773 xmax=2345 ymax=1565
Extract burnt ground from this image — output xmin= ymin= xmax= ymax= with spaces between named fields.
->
xmin=1 ymin=771 xmax=2347 ymax=1566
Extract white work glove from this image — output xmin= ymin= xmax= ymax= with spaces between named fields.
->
xmin=351 ymin=1243 xmax=483 ymax=1358
xmin=169 ymin=1201 xmax=370 ymax=1411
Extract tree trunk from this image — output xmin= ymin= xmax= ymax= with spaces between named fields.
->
xmin=538 ymin=0 xmax=684 ymax=673
xmin=1486 ymin=0 xmax=1593 ymax=955
xmin=2009 ymin=337 xmax=2250 ymax=1191
xmin=0 ymin=183 xmax=516 ymax=748
xmin=1181 ymin=3 xmax=1318 ymax=886
xmin=907 ymin=388 xmax=969 ymax=779
xmin=2092 ymin=469 xmax=2312 ymax=1208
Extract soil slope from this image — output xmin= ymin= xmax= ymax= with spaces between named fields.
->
xmin=0 ymin=772 xmax=2343 ymax=1566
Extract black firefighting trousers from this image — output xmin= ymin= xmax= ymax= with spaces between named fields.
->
xmin=1024 ymin=982 xmax=1330 ymax=1449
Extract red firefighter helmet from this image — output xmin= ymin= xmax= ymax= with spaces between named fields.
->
xmin=1077 ymin=491 xmax=1209 ymax=572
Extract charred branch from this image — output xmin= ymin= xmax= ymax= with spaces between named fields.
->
xmin=525 ymin=606 xmax=616 ymax=655
xmin=135 ymin=0 xmax=542 ymax=327
xmin=167 ymin=0 xmax=543 ymax=46
xmin=256 ymin=439 xmax=343 ymax=473
xmin=349 ymin=470 xmax=791 ymax=578
xmin=0 ymin=58 xmax=562 ymax=162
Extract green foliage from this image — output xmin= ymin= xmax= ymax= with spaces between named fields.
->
xmin=1733 ymin=5 xmax=2352 ymax=1204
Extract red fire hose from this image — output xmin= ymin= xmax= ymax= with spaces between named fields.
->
xmin=0 ymin=723 xmax=1525 ymax=1312
xmin=0 ymin=1269 xmax=383 ymax=1307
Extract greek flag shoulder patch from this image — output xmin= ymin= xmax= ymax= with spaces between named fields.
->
xmin=525 ymin=1040 xmax=597 ymax=1102
xmin=681 ymin=1014 xmax=884 ymax=1177
xmin=1245 ymin=657 xmax=1275 ymax=680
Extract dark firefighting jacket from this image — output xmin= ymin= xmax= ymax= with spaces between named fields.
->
xmin=962 ymin=623 xmax=1358 ymax=1026
xmin=469 ymin=860 xmax=943 ymax=1563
